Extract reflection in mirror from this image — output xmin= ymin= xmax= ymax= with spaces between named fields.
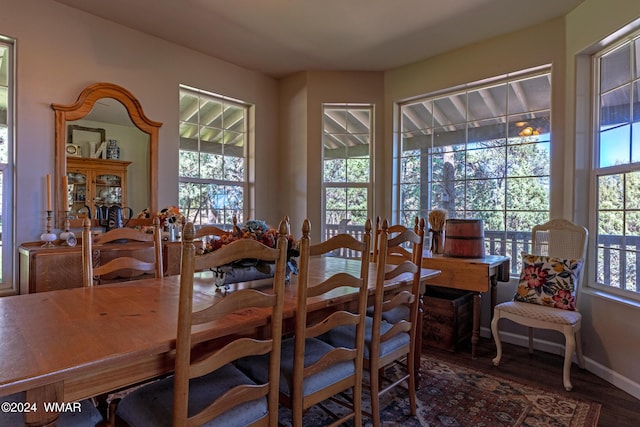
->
xmin=66 ymin=99 xmax=150 ymax=216
xmin=52 ymin=83 xmax=161 ymax=228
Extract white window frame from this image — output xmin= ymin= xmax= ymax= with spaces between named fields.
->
xmin=590 ymin=28 xmax=640 ymax=301
xmin=395 ymin=67 xmax=552 ymax=275
xmin=0 ymin=36 xmax=15 ymax=295
xmin=178 ymin=85 xmax=251 ymax=228
xmin=321 ymin=103 xmax=373 ymax=245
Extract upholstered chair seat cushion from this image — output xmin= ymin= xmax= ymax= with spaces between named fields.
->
xmin=321 ymin=316 xmax=410 ymax=360
xmin=367 ymin=304 xmax=410 ymax=324
xmin=0 ymin=393 xmax=103 ymax=426
xmin=116 ymin=364 xmax=268 ymax=427
xmin=238 ymin=337 xmax=355 ymax=398
xmin=495 ymin=300 xmax=582 ymax=326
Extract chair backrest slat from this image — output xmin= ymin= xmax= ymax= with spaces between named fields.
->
xmin=372 ymin=215 xmax=419 ymax=262
xmin=81 ymin=217 xmax=163 ymax=286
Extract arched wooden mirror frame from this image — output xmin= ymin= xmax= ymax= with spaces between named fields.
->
xmin=52 ymin=82 xmax=161 ymax=227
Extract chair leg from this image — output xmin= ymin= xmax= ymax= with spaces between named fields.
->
xmin=575 ymin=328 xmax=586 ymax=369
xmin=370 ymin=366 xmax=381 ymax=427
xmin=292 ymin=391 xmax=304 ymax=427
xmin=562 ymin=327 xmax=576 ymax=391
xmin=408 ymin=349 xmax=417 ymax=415
xmin=352 ymin=383 xmax=363 ymax=427
xmin=490 ymin=314 xmax=502 ymax=366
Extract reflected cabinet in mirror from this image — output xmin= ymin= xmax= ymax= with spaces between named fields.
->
xmin=52 ymin=83 xmax=161 ymax=227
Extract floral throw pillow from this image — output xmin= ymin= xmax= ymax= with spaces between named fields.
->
xmin=513 ymin=253 xmax=584 ymax=311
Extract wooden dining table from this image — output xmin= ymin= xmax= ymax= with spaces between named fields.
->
xmin=0 ymin=256 xmax=440 ymax=426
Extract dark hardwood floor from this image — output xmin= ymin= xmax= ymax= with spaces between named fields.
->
xmin=421 ymin=338 xmax=640 ymax=427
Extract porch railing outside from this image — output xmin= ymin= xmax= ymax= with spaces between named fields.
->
xmin=324 ymin=224 xmax=639 ymax=294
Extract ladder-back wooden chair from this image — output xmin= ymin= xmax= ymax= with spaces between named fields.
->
xmin=323 ymin=218 xmax=424 ymax=426
xmin=239 ymin=218 xmax=372 ymax=427
xmin=491 ymin=218 xmax=588 ymax=391
xmin=115 ymin=219 xmax=289 ymax=426
xmin=81 ymin=216 xmax=163 ymax=286
xmin=370 ymin=216 xmax=422 ymax=324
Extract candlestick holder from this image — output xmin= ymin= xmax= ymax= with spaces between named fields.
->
xmin=40 ymin=210 xmax=57 ymax=247
xmin=59 ymin=212 xmax=77 ymax=247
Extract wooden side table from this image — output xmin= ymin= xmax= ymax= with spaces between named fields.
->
xmin=418 ymin=253 xmax=510 ymax=358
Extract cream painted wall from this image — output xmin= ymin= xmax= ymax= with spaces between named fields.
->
xmin=1 ymin=0 xmax=279 ymax=261
xmin=278 ymin=71 xmax=384 ymax=241
xmin=277 ymin=72 xmax=309 ymax=237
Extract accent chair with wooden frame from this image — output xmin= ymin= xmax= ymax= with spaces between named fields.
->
xmin=115 ymin=219 xmax=290 ymax=426
xmin=323 ymin=218 xmax=425 ymax=427
xmin=238 ymin=218 xmax=372 ymax=427
xmin=490 ymin=218 xmax=588 ymax=391
xmin=81 ymin=216 xmax=163 ymax=286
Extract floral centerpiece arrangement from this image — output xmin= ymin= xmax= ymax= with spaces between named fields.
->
xmin=136 ymin=206 xmax=184 ymax=234
xmin=156 ymin=206 xmax=184 ymax=229
xmin=202 ymin=219 xmax=300 ymax=279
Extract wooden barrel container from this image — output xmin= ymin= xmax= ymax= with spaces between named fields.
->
xmin=443 ymin=219 xmax=485 ymax=258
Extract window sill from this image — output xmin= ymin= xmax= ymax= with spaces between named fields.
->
xmin=581 ymin=287 xmax=640 ymax=309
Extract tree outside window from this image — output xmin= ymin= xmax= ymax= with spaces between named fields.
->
xmin=397 ymin=70 xmax=551 ymax=274
xmin=178 ymin=86 xmax=249 ymax=228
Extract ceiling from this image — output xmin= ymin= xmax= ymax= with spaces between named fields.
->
xmin=49 ymin=0 xmax=583 ymax=153
xmin=52 ymin=0 xmax=585 ymax=78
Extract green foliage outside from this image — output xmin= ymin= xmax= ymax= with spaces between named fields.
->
xmin=400 ymin=136 xmax=550 ymax=236
xmin=596 ymin=171 xmax=640 ymax=291
xmin=178 ymin=150 xmax=244 ymax=226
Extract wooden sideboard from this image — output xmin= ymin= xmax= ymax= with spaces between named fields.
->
xmin=18 ymin=240 xmax=182 ymax=294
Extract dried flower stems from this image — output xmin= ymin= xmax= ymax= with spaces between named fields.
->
xmin=428 ymin=208 xmax=448 ymax=254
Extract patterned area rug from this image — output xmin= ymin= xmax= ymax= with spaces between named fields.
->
xmin=278 ymin=354 xmax=601 ymax=427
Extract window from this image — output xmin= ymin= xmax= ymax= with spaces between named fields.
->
xmin=0 ymin=37 xmax=14 ymax=294
xmin=592 ymin=31 xmax=640 ymax=298
xmin=178 ymin=86 xmax=250 ymax=228
xmin=322 ymin=104 xmax=372 ymax=244
xmin=397 ymin=69 xmax=551 ymax=274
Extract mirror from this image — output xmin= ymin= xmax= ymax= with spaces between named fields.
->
xmin=52 ymin=82 xmax=161 ymax=227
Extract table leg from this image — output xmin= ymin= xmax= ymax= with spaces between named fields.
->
xmin=490 ymin=274 xmax=498 ymax=338
xmin=471 ymin=292 xmax=481 ymax=359
xmin=415 ymin=294 xmax=424 ymax=390
xmin=25 ymin=382 xmax=62 ymax=426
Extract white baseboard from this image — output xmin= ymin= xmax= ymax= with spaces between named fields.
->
xmin=480 ymin=327 xmax=640 ymax=400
